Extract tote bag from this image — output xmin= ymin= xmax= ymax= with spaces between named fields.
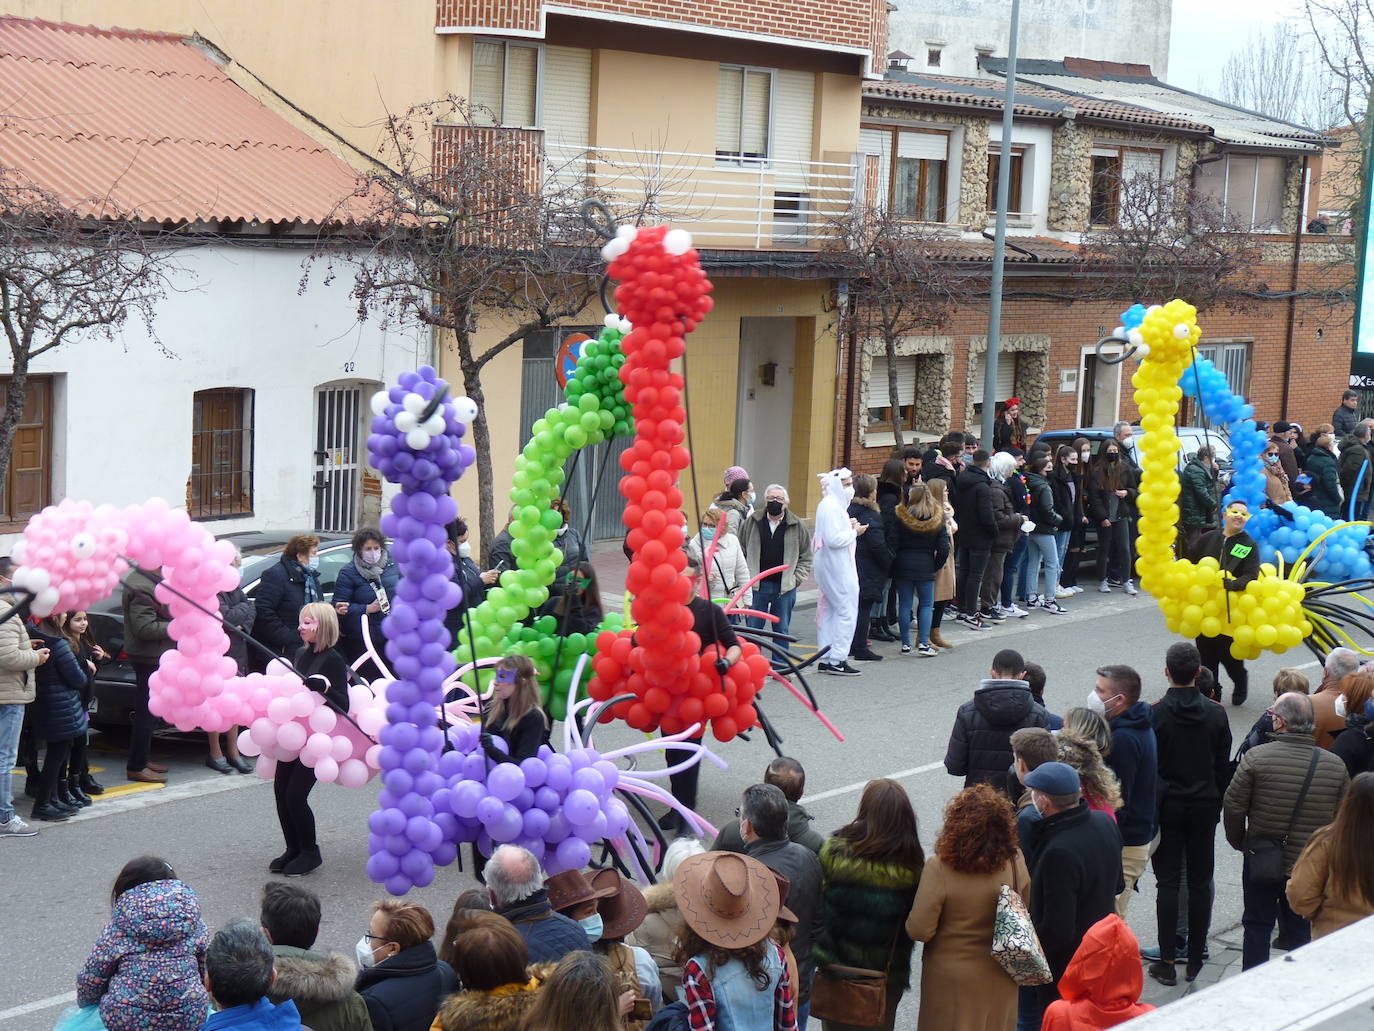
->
xmin=991 ymin=883 xmax=1052 ymax=986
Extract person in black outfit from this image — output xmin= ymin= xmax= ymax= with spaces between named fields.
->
xmin=951 ymin=449 xmax=999 ymax=629
xmin=271 ymin=602 xmax=350 ymax=878
xmin=444 ymin=518 xmax=498 ymax=648
xmin=62 ymin=610 xmax=107 ymax=799
xmin=253 ymin=534 xmax=322 ymax=664
xmin=29 ymin=614 xmax=90 ymax=821
xmin=481 ymin=654 xmax=550 ymax=765
xmin=1195 ymin=500 xmax=1261 ymax=706
xmin=538 ymin=561 xmax=605 ymax=637
xmin=848 ymin=473 xmax=892 ymax=662
xmin=1147 ymin=641 xmax=1233 ymax=985
xmin=661 ymin=549 xmax=742 ymax=828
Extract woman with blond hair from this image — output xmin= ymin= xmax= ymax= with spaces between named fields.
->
xmin=926 ymin=478 xmax=957 ymax=649
xmin=1056 ymin=732 xmax=1123 ymax=819
xmin=687 ymin=505 xmax=752 ymax=609
xmin=355 ymin=899 xmax=455 ymax=1031
xmin=888 ymin=481 xmax=949 ymax=657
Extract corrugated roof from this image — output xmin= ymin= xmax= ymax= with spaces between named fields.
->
xmin=0 ymin=16 xmax=372 ymax=225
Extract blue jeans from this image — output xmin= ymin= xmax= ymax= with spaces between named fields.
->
xmin=1025 ymin=534 xmax=1061 ymax=601
xmin=1002 ymin=535 xmax=1028 ymax=606
xmin=0 ymin=703 xmax=23 ymax=822
xmin=895 ymin=579 xmax=936 ymax=647
xmin=1054 ymin=530 xmax=1070 ymax=569
xmin=747 ymin=580 xmax=797 ymax=639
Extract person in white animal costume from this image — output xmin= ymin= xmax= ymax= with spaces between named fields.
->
xmin=813 ymin=468 xmax=863 ymax=675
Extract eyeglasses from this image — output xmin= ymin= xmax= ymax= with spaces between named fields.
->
xmin=363 ymin=933 xmax=393 ymax=945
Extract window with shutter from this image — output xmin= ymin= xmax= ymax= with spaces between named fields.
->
xmin=0 ymin=375 xmax=51 ymax=524
xmin=1122 ymin=148 xmax=1162 ymax=183
xmin=470 ymin=39 xmax=540 ymax=128
xmin=1189 ymin=154 xmax=1288 ymax=229
xmin=867 ymin=354 xmax=918 ymax=431
xmin=969 ymin=353 xmax=1017 ymax=410
xmin=542 ymin=46 xmax=590 ymax=151
xmin=717 ymin=66 xmax=773 ymax=162
xmin=860 ymin=125 xmax=949 ymax=221
xmin=190 ymin=388 xmax=255 ymax=519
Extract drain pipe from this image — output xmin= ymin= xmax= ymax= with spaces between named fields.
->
xmin=1280 ymin=154 xmax=1309 ymax=418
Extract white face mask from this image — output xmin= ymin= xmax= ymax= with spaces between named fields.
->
xmin=356 ymin=937 xmax=379 ymax=968
xmin=457 ymin=541 xmax=472 ymax=558
xmin=361 ymin=548 xmax=382 ymax=565
xmin=1336 ymin=694 xmax=1349 ymax=720
xmin=555 ymin=524 xmax=568 ymax=537
xmin=843 ymin=484 xmax=855 ymax=501
xmin=1085 ymin=689 xmax=1108 ymax=716
xmin=306 ymin=555 xmax=320 ymax=570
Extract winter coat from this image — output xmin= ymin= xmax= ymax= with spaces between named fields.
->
xmin=486 ymin=528 xmax=514 ymax=574
xmin=218 ymin=588 xmax=256 ymax=676
xmin=813 ymin=836 xmax=921 ymax=988
xmin=254 ymin=557 xmax=310 ymax=656
xmin=951 ymin=465 xmax=998 ymax=551
xmin=849 ymin=496 xmax=893 ymax=603
xmin=269 ymin=945 xmax=373 ymax=1031
xmin=876 ymin=480 xmax=902 ymax=538
xmin=1330 ymin=714 xmax=1374 ymax=777
xmin=924 ymin=457 xmax=959 ymax=497
xmin=1285 ymin=829 xmax=1374 ymax=939
xmin=204 ymin=998 xmax=302 ymax=1031
xmin=1150 ymin=687 xmax=1232 ymax=806
xmin=1049 ymin=467 xmax=1079 ymax=530
xmin=334 ymin=556 xmax=402 ymax=651
xmin=293 ymin=645 xmax=351 ymax=715
xmin=1104 ymin=702 xmax=1158 ymax=847
xmin=1304 ymin=446 xmax=1343 ymax=519
xmin=446 ymin=554 xmax=487 ymax=641
xmin=121 ymin=567 xmax=174 ymax=664
xmin=712 ymin=799 xmax=824 ymax=855
xmin=1028 ymin=802 xmax=1125 ymax=1006
xmin=888 ymin=502 xmax=948 ymax=584
xmin=435 ymin=970 xmax=547 ymax=1031
xmin=746 ymin=836 xmax=823 ymax=1007
xmin=934 ymin=501 xmax=958 ymax=602
xmin=496 ymin=890 xmax=591 ymax=964
xmin=1334 ymin=403 xmax=1360 ymax=438
xmin=993 ymin=416 xmax=1026 ymax=452
xmin=714 ymin=496 xmax=750 ymax=537
xmin=1338 ymin=435 xmax=1373 ymax=506
xmin=0 ymin=612 xmax=41 ymax=705
xmin=31 ymin=626 xmax=88 ymax=740
xmin=1223 ymin=732 xmax=1349 ymax=873
xmin=1264 ymin=462 xmax=1293 ymax=505
xmin=943 ymin=678 xmax=1050 ymax=789
xmin=355 ymin=942 xmax=455 ymax=1031
xmin=1178 ymin=457 xmax=1219 ymax=530
xmin=627 ymin=882 xmax=685 ymax=1000
xmin=989 ymin=478 xmax=1021 ymax=552
xmin=1025 ymin=471 xmax=1062 ymax=535
xmin=1041 ymin=914 xmax=1154 ymax=1031
xmin=686 ymin=531 xmax=752 ymax=606
xmin=1087 ymin=465 xmax=1137 ymax=525
xmin=906 ymin=853 xmax=1031 ymax=1031
xmin=738 ymin=507 xmax=813 ymax=594
xmin=1272 ymin=437 xmax=1301 ymax=485
xmin=76 ymin=879 xmax=211 ymax=1031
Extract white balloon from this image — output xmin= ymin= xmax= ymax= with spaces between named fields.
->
xmin=663 ymin=228 xmax=693 ymax=255
xmin=422 ymin=413 xmax=446 ymax=435
xmin=369 ymin=390 xmax=390 ymax=416
xmin=603 ymin=312 xmax=620 ymax=328
xmin=453 ymin=397 xmax=478 ymax=424
xmin=406 ymin=428 xmax=431 ymax=450
xmin=70 ymin=532 xmax=96 ymax=558
xmin=615 ymin=224 xmax=638 ymax=242
xmin=394 ymin=411 xmax=418 ymax=432
xmin=9 ymin=540 xmax=25 ymax=564
xmin=617 ymin=317 xmax=633 ymax=334
xmin=1173 ymin=323 xmax=1191 ymax=339
xmin=1135 ymin=342 xmax=1151 ymax=356
xmin=33 ymin=586 xmax=59 ymax=616
xmin=600 ymin=238 xmax=628 ymax=262
xmin=402 ymin=393 xmax=427 ymax=415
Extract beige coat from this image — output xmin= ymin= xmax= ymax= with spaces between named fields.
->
xmin=1286 ymin=831 xmax=1374 ymax=939
xmin=935 ymin=502 xmax=957 ymax=603
xmin=626 ymin=882 xmax=683 ymax=1000
xmin=0 ymin=613 xmax=41 ymax=705
xmin=906 ymin=852 xmax=1031 ymax=1031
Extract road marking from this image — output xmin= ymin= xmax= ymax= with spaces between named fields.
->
xmin=0 ymin=991 xmax=76 ymax=1023
xmin=96 ymin=780 xmax=165 ymax=799
xmin=802 ymin=760 xmax=945 ymax=804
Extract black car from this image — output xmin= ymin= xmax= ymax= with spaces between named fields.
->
xmin=88 ymin=531 xmax=353 ymax=730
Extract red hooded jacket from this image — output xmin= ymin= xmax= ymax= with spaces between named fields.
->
xmin=1042 ymin=914 xmax=1154 ymax=1031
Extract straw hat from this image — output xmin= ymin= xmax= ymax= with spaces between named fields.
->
xmin=546 ymin=869 xmax=618 ymax=915
xmin=673 ymin=851 xmax=780 ymax=949
xmin=589 ymin=869 xmax=648 ymax=939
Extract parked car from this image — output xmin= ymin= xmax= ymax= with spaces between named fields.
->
xmin=87 ymin=531 xmax=353 ymax=730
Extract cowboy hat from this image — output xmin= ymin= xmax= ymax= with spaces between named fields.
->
xmin=546 ymin=868 xmax=618 ymax=915
xmin=768 ymin=868 xmax=799 ymax=925
xmin=589 ymin=869 xmax=648 ymax=939
xmin=673 ymin=851 xmax=780 ymax=949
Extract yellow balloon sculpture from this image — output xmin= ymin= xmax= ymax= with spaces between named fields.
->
xmin=1133 ymin=301 xmax=1314 ymax=660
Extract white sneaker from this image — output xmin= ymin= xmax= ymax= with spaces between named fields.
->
xmin=1099 ymin=581 xmax=1112 ymax=593
xmin=1070 ymin=585 xmax=1084 ymax=595
xmin=1055 ymin=587 xmax=1074 ymax=599
xmin=0 ymin=815 xmax=37 ymax=837
xmin=1006 ymin=603 xmax=1030 ymax=618
xmin=1124 ymin=580 xmax=1138 ymax=596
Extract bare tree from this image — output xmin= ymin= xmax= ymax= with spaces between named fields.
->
xmin=308 ymin=98 xmax=606 ymax=557
xmin=1076 ymin=173 xmax=1260 ymax=309
xmin=1217 ymin=22 xmax=1342 ymax=129
xmin=1303 ymin=0 xmax=1374 ymax=131
xmin=0 ymin=171 xmax=174 ymax=490
xmin=826 ymin=206 xmax=969 ymax=448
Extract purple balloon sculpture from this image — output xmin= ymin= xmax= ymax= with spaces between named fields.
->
xmin=363 ymin=367 xmax=476 ymax=895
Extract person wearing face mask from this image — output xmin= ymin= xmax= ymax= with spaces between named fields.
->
xmin=444 ymin=518 xmax=498 ymax=645
xmin=739 ymin=484 xmax=812 ymax=643
xmin=1195 ymin=500 xmax=1261 ymax=706
xmin=1178 ymin=446 xmax=1220 ymax=561
xmin=813 ymin=468 xmax=864 ymax=676
xmin=548 ymin=499 xmax=587 ymax=593
xmin=269 ymin=602 xmax=350 ymax=878
xmin=1048 ymin=446 xmax=1084 ymax=595
xmin=1262 ymin=443 xmax=1293 ymax=506
xmin=1088 ymin=441 xmax=1137 ymax=595
xmin=714 ymin=477 xmax=755 ymax=536
xmin=333 ymin=527 xmax=401 ymax=670
xmin=1329 ymin=673 xmax=1374 ymax=775
xmin=354 ymin=900 xmax=455 ymax=1031
xmin=1086 ymin=665 xmax=1157 ymax=919
xmin=686 ymin=505 xmax=752 ymax=613
xmin=254 ymin=534 xmax=322 ymax=662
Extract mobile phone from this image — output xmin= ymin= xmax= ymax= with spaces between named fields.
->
xmin=630 ymin=999 xmax=653 ymax=1020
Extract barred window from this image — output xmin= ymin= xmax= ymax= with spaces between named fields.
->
xmin=190 ymin=388 xmax=254 ymax=519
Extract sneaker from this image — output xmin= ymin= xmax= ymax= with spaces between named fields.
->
xmin=1099 ymin=580 xmax=1113 ymax=593
xmin=1040 ymin=601 xmax=1067 ymax=614
xmin=958 ymin=613 xmax=990 ymax=631
xmin=1108 ymin=578 xmax=1125 ymax=587
xmin=916 ymin=643 xmax=939 ymax=657
xmin=1070 ymin=585 xmax=1084 ymax=594
xmin=0 ymin=815 xmax=37 ymax=837
xmin=1147 ymin=961 xmax=1178 ymax=987
xmin=980 ymin=607 xmax=1006 ymax=622
xmin=1005 ymin=604 xmax=1030 ymax=618
xmin=900 ymin=644 xmax=912 ymax=654
xmin=1055 ymin=587 xmax=1074 ymax=599
xmin=1027 ymin=593 xmax=1043 ymax=607
xmin=1124 ymin=579 xmax=1139 ymax=596
xmin=817 ymin=662 xmax=842 ymax=675
xmin=834 ymin=662 xmax=863 ymax=676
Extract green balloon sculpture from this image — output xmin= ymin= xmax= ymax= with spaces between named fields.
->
xmin=455 ymin=319 xmax=634 ymax=719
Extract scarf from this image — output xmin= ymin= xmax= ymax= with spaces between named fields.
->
xmin=290 ymin=558 xmax=321 ymax=603
xmin=353 ymin=547 xmax=389 ymax=584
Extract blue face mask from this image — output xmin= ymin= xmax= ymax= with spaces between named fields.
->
xmin=578 ymin=913 xmax=604 ymax=942
xmin=699 ymin=527 xmax=716 ymax=542
xmin=307 ymin=555 xmax=320 ymax=570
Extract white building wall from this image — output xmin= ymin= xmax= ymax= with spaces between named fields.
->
xmin=889 ymin=0 xmax=1172 ymax=80
xmin=0 ymin=242 xmax=427 ymax=547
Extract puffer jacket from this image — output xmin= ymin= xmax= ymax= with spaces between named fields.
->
xmin=888 ymin=503 xmax=948 ymax=583
xmin=814 ymin=836 xmax=922 ymax=988
xmin=1223 ymin=732 xmax=1349 ymax=872
xmin=1304 ymin=446 xmax=1342 ymax=519
xmin=943 ymin=679 xmax=1050 ymax=788
xmin=31 ymin=626 xmax=89 ymax=740
xmin=686 ymin=530 xmax=751 ymax=605
xmin=334 ymin=555 xmax=402 ymax=651
xmin=77 ymin=879 xmax=211 ymax=1031
xmin=952 ymin=466 xmax=998 ymax=550
xmin=1041 ymin=915 xmax=1153 ymax=1031
xmin=626 ymin=882 xmax=684 ymax=1000
xmin=269 ymin=945 xmax=373 ymax=1031
xmin=989 ymin=477 xmax=1022 ymax=552
xmin=0 ymin=612 xmax=41 ymax=704
xmin=121 ymin=567 xmax=174 ymax=664
xmin=1178 ymin=457 xmax=1219 ymax=529
xmin=435 ymin=968 xmax=551 ymax=1031
xmin=1338 ymin=435 xmax=1373 ymax=506
xmin=849 ymin=496 xmax=893 ymax=603
xmin=1331 ymin=712 xmax=1374 ymax=777
xmin=355 ymin=941 xmax=456 ymax=1031
xmin=1025 ymin=471 xmax=1062 ymax=535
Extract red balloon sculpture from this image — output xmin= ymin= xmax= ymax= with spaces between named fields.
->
xmin=586 ymin=226 xmax=772 ymax=741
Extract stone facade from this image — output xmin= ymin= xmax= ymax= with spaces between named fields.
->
xmin=964 ymin=334 xmax=1051 ymax=429
xmin=862 ymin=103 xmax=991 ymax=228
xmin=1049 ymin=124 xmax=1204 ymax=234
xmin=859 ymin=334 xmax=954 ymax=447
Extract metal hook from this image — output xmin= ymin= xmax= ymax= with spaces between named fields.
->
xmin=1094 ymin=334 xmax=1136 ymax=365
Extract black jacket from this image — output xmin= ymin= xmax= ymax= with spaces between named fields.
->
xmin=254 ymin=557 xmax=311 ymax=656
xmin=1025 ymin=471 xmax=1061 ymax=535
xmin=1049 ymin=467 xmax=1079 ymax=528
xmin=1196 ymin=528 xmax=1260 ymax=592
xmin=745 ymin=836 xmax=823 ymax=1006
xmin=952 ymin=466 xmax=999 ymax=551
xmin=446 ymin=555 xmax=487 ymax=640
xmin=989 ymin=477 xmax=1022 ymax=551
xmin=924 ymin=460 xmax=959 ymax=497
xmin=1029 ymin=802 xmax=1124 ymax=1002
xmin=292 ymin=645 xmax=351 ymax=713
xmin=1151 ymin=686 xmax=1232 ymax=806
xmin=1331 ymin=714 xmax=1374 ymax=777
xmin=1106 ymin=701 xmax=1158 ymax=847
xmin=887 ymin=504 xmax=949 ymax=584
xmin=848 ymin=497 xmax=892 ymax=602
xmin=943 ymin=679 xmax=1050 ymax=788
xmin=1087 ymin=463 xmax=1138 ymax=524
xmin=355 ymin=941 xmax=456 ymax=1031
xmin=1304 ymin=447 xmax=1342 ymax=519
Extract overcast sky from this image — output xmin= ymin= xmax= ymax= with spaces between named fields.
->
xmin=1168 ymin=0 xmax=1296 ymax=91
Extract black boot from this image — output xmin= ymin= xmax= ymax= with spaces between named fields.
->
xmin=268 ymin=850 xmax=300 ymax=875
xmin=283 ymin=849 xmax=322 ymax=876
xmin=67 ymin=777 xmax=93 ymax=807
xmin=22 ymin=764 xmax=38 ymax=798
xmin=54 ymin=780 xmax=81 ymax=810
xmin=31 ymin=800 xmax=70 ymax=822
xmin=78 ymin=773 xmax=104 ymax=795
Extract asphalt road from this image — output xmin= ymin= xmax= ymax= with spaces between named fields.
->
xmin=2 ymin=590 xmax=1324 ymax=1029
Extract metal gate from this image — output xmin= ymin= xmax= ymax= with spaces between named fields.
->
xmin=314 ymin=384 xmax=363 ymax=532
xmin=521 ymin=330 xmax=631 ymax=542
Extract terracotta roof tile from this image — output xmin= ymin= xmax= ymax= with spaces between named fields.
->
xmin=0 ymin=16 xmax=370 ymax=225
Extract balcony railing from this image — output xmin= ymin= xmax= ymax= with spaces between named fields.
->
xmin=544 ymin=143 xmax=858 ymax=250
